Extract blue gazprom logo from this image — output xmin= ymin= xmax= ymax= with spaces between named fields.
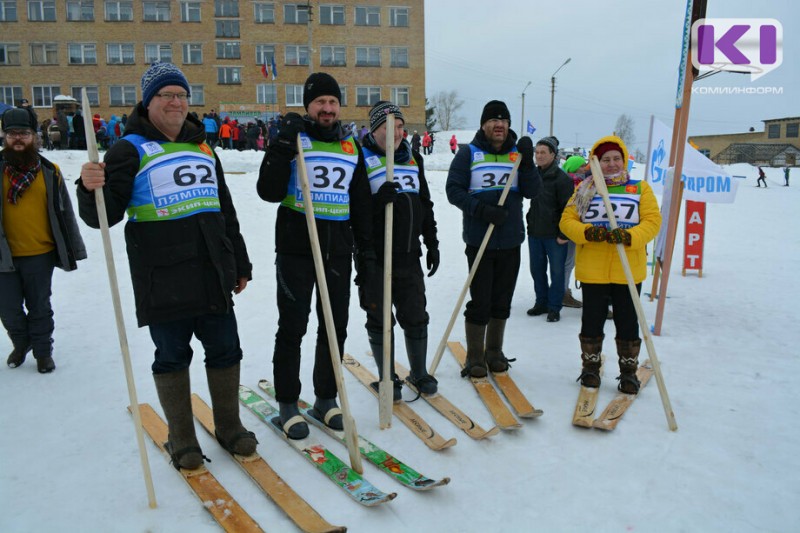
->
xmin=650 ymin=139 xmax=667 ymax=184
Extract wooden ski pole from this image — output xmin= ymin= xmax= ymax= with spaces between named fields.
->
xmin=588 ymin=155 xmax=678 ymax=431
xmin=379 ymin=114 xmax=395 ymax=429
xmin=295 ymin=135 xmax=364 ymax=473
xmin=81 ymin=89 xmax=157 ymax=507
xmin=428 ymin=154 xmax=522 ymax=376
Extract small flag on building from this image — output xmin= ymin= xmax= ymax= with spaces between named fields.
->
xmin=261 ymin=62 xmax=269 ymax=79
xmin=271 ymin=56 xmax=278 ymax=81
xmin=526 ymin=120 xmax=536 ymax=135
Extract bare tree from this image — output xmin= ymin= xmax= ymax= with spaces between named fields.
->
xmin=614 ymin=114 xmax=636 ymax=148
xmin=430 ymin=90 xmax=465 ymax=131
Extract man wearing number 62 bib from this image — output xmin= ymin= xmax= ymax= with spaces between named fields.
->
xmin=559 ymin=136 xmax=661 ymax=394
xmin=78 ymin=63 xmax=257 ymax=469
xmin=257 ymin=73 xmax=373 ymax=440
xmin=446 ymin=100 xmax=542 ymax=379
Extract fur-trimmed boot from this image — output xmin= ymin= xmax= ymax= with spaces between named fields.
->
xmin=206 ymin=364 xmax=258 ymax=456
xmin=154 ymin=369 xmax=205 ymax=470
xmin=404 ymin=326 xmax=438 ymax=395
xmin=616 ymin=338 xmax=642 ymax=394
xmin=577 ymin=334 xmax=603 ymax=388
xmin=485 ymin=318 xmax=512 ymax=373
xmin=368 ymin=329 xmax=402 ymax=402
xmin=462 ymin=322 xmax=487 ymax=378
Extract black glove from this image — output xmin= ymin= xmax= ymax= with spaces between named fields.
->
xmin=354 ymin=249 xmax=378 ymax=286
xmin=274 ymin=112 xmax=305 ymax=154
xmin=376 ymin=181 xmax=400 ymax=208
xmin=476 ymin=203 xmax=509 ymax=226
xmin=426 ymin=247 xmax=440 ymax=277
xmin=517 ymin=136 xmax=534 ymax=169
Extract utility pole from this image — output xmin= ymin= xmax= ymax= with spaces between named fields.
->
xmin=520 ymin=81 xmax=531 ymax=135
xmin=549 ymin=58 xmax=571 ymax=136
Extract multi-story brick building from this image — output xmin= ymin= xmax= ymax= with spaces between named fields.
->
xmin=0 ymin=0 xmax=425 ymax=129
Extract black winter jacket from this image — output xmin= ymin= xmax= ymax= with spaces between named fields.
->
xmin=256 ymin=117 xmax=373 ymax=257
xmin=526 ymin=162 xmax=574 ymax=239
xmin=77 ymin=103 xmax=252 ymax=327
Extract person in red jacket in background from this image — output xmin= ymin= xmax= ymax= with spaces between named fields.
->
xmin=449 ymin=134 xmax=458 ymax=154
xmin=219 ymin=118 xmax=233 ymax=149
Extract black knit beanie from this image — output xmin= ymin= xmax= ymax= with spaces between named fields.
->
xmin=480 ymin=100 xmax=511 ymax=125
xmin=303 ymin=72 xmax=342 ymax=109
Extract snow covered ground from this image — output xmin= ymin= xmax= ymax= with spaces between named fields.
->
xmin=1 ymin=136 xmax=798 ymax=532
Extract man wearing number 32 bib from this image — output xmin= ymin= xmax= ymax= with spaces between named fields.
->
xmin=257 ymin=72 xmax=373 ymax=440
xmin=78 ymin=62 xmax=257 ymax=470
xmin=559 ymin=135 xmax=661 ymax=395
xmin=446 ymin=100 xmax=542 ymax=379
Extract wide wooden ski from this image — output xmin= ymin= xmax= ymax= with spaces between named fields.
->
xmin=393 ymin=361 xmax=500 ymax=440
xmin=490 ymin=370 xmax=543 ymax=418
xmin=238 ymin=386 xmax=396 ymax=507
xmin=343 ymin=354 xmax=457 ymax=451
xmin=131 ymin=403 xmax=264 ymax=533
xmin=446 ymin=342 xmax=521 ymax=430
xmin=572 ymin=386 xmax=601 ymax=428
xmin=592 ymin=361 xmax=654 ymax=431
xmin=257 ymin=380 xmax=449 ymax=491
xmin=191 ymin=395 xmax=346 ymax=533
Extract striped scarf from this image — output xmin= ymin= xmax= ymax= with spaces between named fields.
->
xmin=5 ymin=159 xmax=41 ymax=205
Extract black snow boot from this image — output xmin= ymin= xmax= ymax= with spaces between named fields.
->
xmin=206 ymin=364 xmax=258 ymax=456
xmin=577 ymin=334 xmax=604 ymax=388
xmin=368 ymin=329 xmax=403 ymax=402
xmin=7 ymin=345 xmax=31 ymax=368
xmin=404 ymin=327 xmax=438 ymax=395
xmin=154 ymin=369 xmax=205 ymax=470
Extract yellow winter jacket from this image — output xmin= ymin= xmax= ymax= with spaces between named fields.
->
xmin=559 ymin=180 xmax=661 ymax=285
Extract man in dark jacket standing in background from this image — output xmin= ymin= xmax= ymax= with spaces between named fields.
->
xmin=1 ymin=107 xmax=86 ymax=374
xmin=446 ymin=100 xmax=541 ymax=378
xmin=78 ymin=62 xmax=257 ymax=470
xmin=257 ymin=72 xmax=373 ymax=439
xmin=526 ymin=136 xmax=574 ymax=322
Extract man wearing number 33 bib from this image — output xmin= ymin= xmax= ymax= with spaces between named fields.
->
xmin=78 ymin=62 xmax=257 ymax=469
xmin=559 ymin=135 xmax=661 ymax=396
xmin=257 ymin=72 xmax=373 ymax=439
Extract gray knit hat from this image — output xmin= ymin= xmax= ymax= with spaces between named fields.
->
xmin=141 ymin=62 xmax=191 ymax=107
xmin=369 ymin=101 xmax=405 ymax=133
xmin=536 ymin=136 xmax=560 ymax=154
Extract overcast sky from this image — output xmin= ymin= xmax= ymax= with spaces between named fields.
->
xmin=424 ymin=0 xmax=798 ymax=153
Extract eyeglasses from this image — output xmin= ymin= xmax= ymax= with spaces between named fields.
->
xmin=155 ymin=92 xmax=189 ymax=101
xmin=5 ymin=129 xmax=33 ymax=139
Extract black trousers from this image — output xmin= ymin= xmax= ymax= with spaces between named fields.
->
xmin=358 ymin=260 xmax=429 ymax=334
xmin=272 ymin=253 xmax=351 ymax=403
xmin=464 ymin=245 xmax=521 ymax=325
xmin=580 ymin=282 xmax=641 ymax=340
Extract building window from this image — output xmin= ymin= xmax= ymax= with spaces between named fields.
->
xmin=214 ymin=0 xmax=239 ymax=17
xmin=390 ymin=47 xmax=408 ymax=68
xmin=183 ymin=43 xmax=202 ymax=64
xmin=355 ymin=46 xmax=380 ymax=67
xmin=189 ymin=84 xmax=204 ymax=105
xmin=215 ymin=20 xmax=240 ymax=37
xmin=286 ymin=84 xmax=304 ymax=106
xmin=68 ymin=43 xmax=97 ymax=65
xmin=145 ymin=43 xmax=172 ymax=63
xmin=143 ymin=1 xmax=170 ymax=21
xmin=255 ymin=44 xmax=275 ymax=65
xmin=180 ymin=1 xmax=201 ymax=22
xmin=0 ymin=1 xmax=18 ymax=21
xmin=356 ymin=86 xmax=380 ymax=106
xmin=391 ymin=87 xmax=409 ymax=107
xmin=768 ymin=124 xmax=781 ymax=139
xmin=216 ymin=41 xmax=240 ymax=59
xmin=257 ymin=84 xmax=277 ymax=105
xmin=699 ymin=149 xmax=711 ymax=158
xmin=109 ymin=85 xmax=136 ymax=106
xmin=284 ymin=4 xmax=308 ymax=24
xmin=71 ymin=86 xmax=99 ymax=105
xmin=786 ymin=123 xmax=799 ymax=138
xmin=217 ymin=67 xmax=241 ymax=84
xmin=1 ymin=86 xmax=24 ymax=105
xmin=0 ymin=43 xmax=21 ymax=65
xmin=388 ymin=7 xmax=408 ymax=27
xmin=253 ymin=2 xmax=274 ymax=23
xmin=105 ymin=1 xmax=133 ymax=21
xmin=339 ymin=85 xmax=347 ymax=106
xmin=107 ymin=43 xmax=135 ymax=64
xmin=28 ymin=0 xmax=56 ymax=21
xmin=320 ymin=46 xmax=346 ymax=67
xmin=30 ymin=43 xmax=58 ymax=65
xmin=355 ymin=6 xmax=379 ymax=26
xmin=33 ymin=85 xmax=61 ymax=107
xmin=67 ymin=1 xmax=95 ymax=21
xmin=285 ymin=45 xmax=309 ymax=66
xmin=320 ymin=5 xmax=344 ymax=25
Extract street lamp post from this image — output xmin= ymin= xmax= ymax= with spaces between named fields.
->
xmin=520 ymin=81 xmax=531 ymax=136
xmin=549 ymin=57 xmax=571 ymax=136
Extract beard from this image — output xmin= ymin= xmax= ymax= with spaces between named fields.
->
xmin=1 ymin=140 xmax=40 ymax=169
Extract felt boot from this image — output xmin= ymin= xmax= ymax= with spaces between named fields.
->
xmin=154 ymin=369 xmax=204 ymax=469
xmin=462 ymin=322 xmax=487 ymax=378
xmin=206 ymin=364 xmax=257 ymax=455
xmin=278 ymin=401 xmax=309 ymax=440
xmin=485 ymin=318 xmax=511 ymax=373
xmin=576 ymin=334 xmax=603 ymax=388
xmin=368 ymin=329 xmax=402 ymax=401
xmin=404 ymin=326 xmax=438 ymax=395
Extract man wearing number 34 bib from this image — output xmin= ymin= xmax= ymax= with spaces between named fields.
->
xmin=78 ymin=62 xmax=257 ymax=470
xmin=559 ymin=135 xmax=661 ymax=396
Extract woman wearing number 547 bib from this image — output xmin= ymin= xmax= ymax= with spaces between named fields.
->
xmin=559 ymin=135 xmax=661 ymax=395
